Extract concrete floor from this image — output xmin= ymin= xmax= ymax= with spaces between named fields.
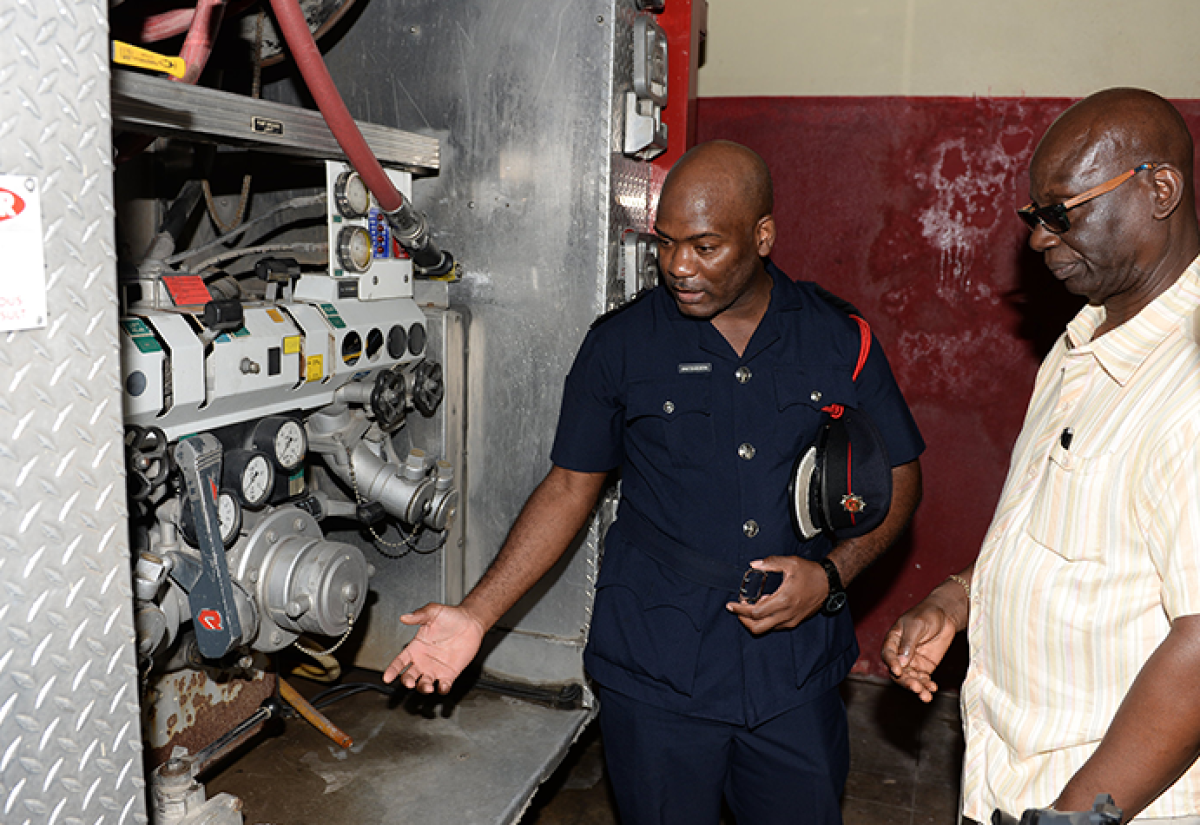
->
xmin=206 ymin=675 xmax=962 ymax=824
xmin=521 ymin=678 xmax=964 ymax=825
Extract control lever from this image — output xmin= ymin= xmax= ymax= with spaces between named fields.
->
xmin=173 ymin=435 xmax=243 ymax=658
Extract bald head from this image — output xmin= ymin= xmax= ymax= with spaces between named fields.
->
xmin=661 ymin=140 xmax=774 ymax=228
xmin=652 ymin=140 xmax=777 ymax=326
xmin=1026 ymin=88 xmax=1200 ymax=330
xmin=1035 ymin=87 xmax=1194 ymax=206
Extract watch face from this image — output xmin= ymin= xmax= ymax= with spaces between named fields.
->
xmin=239 ymin=453 xmax=273 ymax=508
xmin=273 ymin=420 xmax=306 ymax=470
xmin=824 ymin=591 xmax=847 ymax=614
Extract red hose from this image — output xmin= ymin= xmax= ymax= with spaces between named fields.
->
xmin=178 ymin=0 xmax=227 ymax=84
xmin=140 ymin=0 xmax=257 ymax=45
xmin=140 ymin=8 xmax=195 ymax=44
xmin=267 ymin=0 xmax=405 ymax=212
xmin=116 ymin=0 xmax=229 ymax=163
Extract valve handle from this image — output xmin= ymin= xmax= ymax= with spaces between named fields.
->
xmin=125 ymin=425 xmax=171 ymax=502
xmin=370 ymin=367 xmax=408 ymax=433
xmin=174 ymin=434 xmax=243 ymax=658
xmin=411 ymin=360 xmax=445 ymax=417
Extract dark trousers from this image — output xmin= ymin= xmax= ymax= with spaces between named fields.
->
xmin=597 ymin=684 xmax=849 ymax=825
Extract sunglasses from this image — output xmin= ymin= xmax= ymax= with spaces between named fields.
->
xmin=1017 ymin=162 xmax=1157 ymax=234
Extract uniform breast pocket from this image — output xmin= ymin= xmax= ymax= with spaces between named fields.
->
xmin=1026 ymin=444 xmax=1113 ymax=562
xmin=626 ymin=377 xmax=714 ymax=469
xmin=772 ymin=367 xmax=857 ymax=458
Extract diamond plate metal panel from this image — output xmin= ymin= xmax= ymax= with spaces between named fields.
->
xmin=608 ymin=2 xmax=661 ymax=304
xmin=0 ymin=2 xmax=147 ymax=824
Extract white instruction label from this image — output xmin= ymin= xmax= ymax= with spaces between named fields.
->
xmin=0 ymin=175 xmax=48 ymax=331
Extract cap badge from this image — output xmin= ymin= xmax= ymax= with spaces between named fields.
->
xmin=840 ymin=493 xmax=866 ymax=514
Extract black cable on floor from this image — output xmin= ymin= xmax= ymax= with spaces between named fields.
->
xmin=309 ymin=681 xmax=399 ymax=710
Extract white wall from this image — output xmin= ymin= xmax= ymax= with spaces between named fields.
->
xmin=699 ymin=0 xmax=1200 ymax=98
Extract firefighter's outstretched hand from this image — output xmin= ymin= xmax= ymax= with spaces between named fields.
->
xmin=383 ymin=603 xmax=486 ymax=694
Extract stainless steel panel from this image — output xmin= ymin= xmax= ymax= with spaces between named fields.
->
xmin=350 ymin=301 xmax=467 ymax=672
xmin=113 ymin=70 xmax=440 ymax=174
xmin=0 ymin=2 xmax=147 ymax=823
xmin=269 ymin=0 xmax=658 ymax=687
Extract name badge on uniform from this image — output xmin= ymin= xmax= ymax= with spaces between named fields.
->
xmin=677 ymin=363 xmax=712 ymax=374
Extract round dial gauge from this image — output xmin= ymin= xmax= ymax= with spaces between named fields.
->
xmin=335 ymin=170 xmax=371 ymax=218
xmin=217 ymin=490 xmax=243 ymax=546
xmin=179 ymin=489 xmax=243 ymax=549
xmin=273 ymin=419 xmax=307 ymax=470
xmin=239 ymin=453 xmax=274 ymax=509
xmin=337 ymin=225 xmax=373 ymax=273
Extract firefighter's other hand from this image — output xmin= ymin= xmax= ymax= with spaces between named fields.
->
xmin=383 ymin=603 xmax=486 ymax=694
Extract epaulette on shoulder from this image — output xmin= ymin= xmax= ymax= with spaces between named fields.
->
xmin=590 ymin=287 xmax=653 ymax=329
xmin=809 ymin=282 xmax=863 ymax=319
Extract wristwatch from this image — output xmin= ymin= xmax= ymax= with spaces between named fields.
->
xmin=818 ymin=557 xmax=847 ymax=615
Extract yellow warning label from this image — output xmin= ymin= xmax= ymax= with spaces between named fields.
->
xmin=283 ymin=335 xmax=302 ymax=355
xmin=306 ymin=355 xmax=324 ymax=383
xmin=267 ymin=308 xmax=284 ymax=323
xmin=112 ymin=41 xmax=186 ymax=79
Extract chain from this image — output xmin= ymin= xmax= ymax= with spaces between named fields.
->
xmin=337 ymin=435 xmax=426 ymax=557
xmin=292 ymin=613 xmax=355 ymax=658
xmin=201 ymin=177 xmax=253 ymax=235
xmin=199 ymin=10 xmax=264 ymax=237
xmin=252 ymin=10 xmax=265 ymax=99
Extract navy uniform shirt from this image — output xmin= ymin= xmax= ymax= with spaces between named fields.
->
xmin=551 ymin=261 xmax=925 ymax=726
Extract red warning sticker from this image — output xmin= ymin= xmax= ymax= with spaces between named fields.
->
xmin=0 ymin=188 xmax=26 ymax=222
xmin=162 ymin=274 xmax=213 ymax=307
xmin=197 ymin=609 xmax=224 ymax=631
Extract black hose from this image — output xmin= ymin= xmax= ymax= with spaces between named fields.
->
xmin=158 ymin=180 xmax=205 ymax=244
xmin=309 ymin=681 xmax=399 ymax=710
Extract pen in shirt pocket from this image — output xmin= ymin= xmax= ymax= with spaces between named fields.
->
xmin=1060 ymin=427 xmax=1074 ymax=450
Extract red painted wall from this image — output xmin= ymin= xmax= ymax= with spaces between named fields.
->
xmin=698 ymin=96 xmax=1200 ymax=681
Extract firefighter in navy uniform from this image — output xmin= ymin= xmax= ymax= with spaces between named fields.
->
xmin=386 ymin=140 xmax=924 ymax=824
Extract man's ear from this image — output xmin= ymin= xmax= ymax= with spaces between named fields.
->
xmin=1150 ymin=164 xmax=1185 ymax=220
xmin=756 ymin=215 xmax=777 ymax=257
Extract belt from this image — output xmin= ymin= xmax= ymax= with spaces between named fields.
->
xmin=613 ymin=505 xmax=783 ymax=602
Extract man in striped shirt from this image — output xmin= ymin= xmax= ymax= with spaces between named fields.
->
xmin=883 ymin=87 xmax=1200 ymax=823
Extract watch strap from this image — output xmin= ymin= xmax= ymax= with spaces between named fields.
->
xmin=819 ymin=556 xmax=847 ymax=614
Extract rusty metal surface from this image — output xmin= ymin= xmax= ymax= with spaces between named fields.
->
xmin=144 ymin=669 xmax=276 ymax=768
xmin=0 ymin=1 xmax=148 ymax=822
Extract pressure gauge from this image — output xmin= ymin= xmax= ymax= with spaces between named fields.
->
xmin=273 ymin=419 xmax=307 ymax=470
xmin=179 ymin=488 xmax=243 ymax=549
xmin=337 ymin=225 xmax=373 ymax=273
xmin=216 ymin=490 xmax=243 ymax=546
xmin=253 ymin=416 xmax=307 ymax=472
xmin=334 ymin=170 xmax=371 ymax=218
xmin=224 ymin=449 xmax=275 ymax=509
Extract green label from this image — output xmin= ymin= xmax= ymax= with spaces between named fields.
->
xmin=319 ymin=303 xmax=347 ymax=329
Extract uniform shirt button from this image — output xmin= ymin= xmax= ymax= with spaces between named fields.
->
xmin=810 ymin=390 xmax=822 ymax=403
xmin=738 ymin=443 xmax=756 ymax=460
xmin=742 ymin=519 xmax=759 ymax=538
xmin=663 ymin=401 xmax=675 ymax=414
xmin=735 ymin=367 xmax=752 ymax=384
